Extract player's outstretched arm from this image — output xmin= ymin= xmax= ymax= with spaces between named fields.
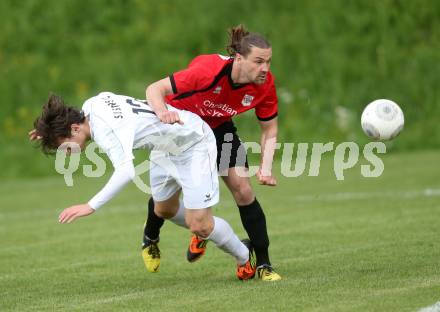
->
xmin=59 ymin=161 xmax=136 ymax=224
xmin=59 ymin=204 xmax=95 ymax=224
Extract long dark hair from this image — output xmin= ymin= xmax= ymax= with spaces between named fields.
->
xmin=33 ymin=94 xmax=85 ymax=155
xmin=226 ymin=24 xmax=271 ymax=57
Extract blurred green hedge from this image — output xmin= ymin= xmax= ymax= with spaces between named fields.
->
xmin=1 ymin=0 xmax=439 ymax=178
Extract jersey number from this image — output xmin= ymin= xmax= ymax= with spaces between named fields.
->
xmin=126 ymin=99 xmax=155 ymax=115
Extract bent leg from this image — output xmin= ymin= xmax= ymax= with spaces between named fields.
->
xmin=185 ymin=208 xmax=248 ymax=265
xmin=144 ymin=197 xmax=164 ymax=241
xmin=144 ymin=190 xmax=185 ymax=241
xmin=222 ymin=167 xmax=271 ymax=266
xmin=144 ymin=156 xmax=181 ymax=241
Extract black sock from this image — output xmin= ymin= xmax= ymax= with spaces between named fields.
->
xmin=238 ymin=198 xmax=270 ymax=267
xmin=144 ymin=197 xmax=164 ymax=241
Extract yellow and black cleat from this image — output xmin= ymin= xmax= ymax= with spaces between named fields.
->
xmin=141 ymin=238 xmax=160 ymax=273
xmin=256 ymin=264 xmax=282 ymax=281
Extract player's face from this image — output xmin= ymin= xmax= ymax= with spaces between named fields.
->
xmin=57 ymin=124 xmax=88 ymax=155
xmin=241 ymin=47 xmax=272 ymax=84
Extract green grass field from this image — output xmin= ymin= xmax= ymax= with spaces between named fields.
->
xmin=1 ymin=149 xmax=439 ymax=311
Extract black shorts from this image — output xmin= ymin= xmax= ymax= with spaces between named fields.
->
xmin=212 ymin=121 xmax=249 ymax=171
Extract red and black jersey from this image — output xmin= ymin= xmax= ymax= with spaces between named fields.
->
xmin=166 ymin=54 xmax=278 ymax=129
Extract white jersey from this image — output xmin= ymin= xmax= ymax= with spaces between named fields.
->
xmin=82 ymin=92 xmax=206 ymax=168
xmin=83 ymin=92 xmax=214 ymax=210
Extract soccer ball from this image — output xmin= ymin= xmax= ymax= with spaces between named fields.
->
xmin=361 ymin=99 xmax=404 ymax=141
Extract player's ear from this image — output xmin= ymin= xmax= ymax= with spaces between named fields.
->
xmin=235 ymin=53 xmax=243 ymax=63
xmin=70 ymin=123 xmax=81 ymax=136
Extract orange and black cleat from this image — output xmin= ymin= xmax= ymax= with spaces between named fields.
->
xmin=236 ymin=261 xmax=257 ymax=280
xmin=187 ymin=235 xmax=208 ymax=262
xmin=236 ymin=239 xmax=256 ymax=280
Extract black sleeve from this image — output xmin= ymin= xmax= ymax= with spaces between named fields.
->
xmin=169 ymin=75 xmax=178 ymax=94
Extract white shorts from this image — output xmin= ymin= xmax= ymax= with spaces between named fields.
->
xmin=149 ymin=124 xmax=219 ymax=209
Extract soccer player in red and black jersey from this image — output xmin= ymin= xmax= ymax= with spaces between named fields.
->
xmin=142 ymin=25 xmax=281 ymax=281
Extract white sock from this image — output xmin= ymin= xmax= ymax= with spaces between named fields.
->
xmin=169 ymin=200 xmax=188 ymax=228
xmin=205 ymin=216 xmax=249 ymax=265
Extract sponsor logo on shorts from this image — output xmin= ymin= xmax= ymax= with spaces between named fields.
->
xmin=204 ymin=193 xmax=212 ymax=202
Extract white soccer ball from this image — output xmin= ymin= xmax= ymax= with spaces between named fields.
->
xmin=361 ymin=99 xmax=404 ymax=141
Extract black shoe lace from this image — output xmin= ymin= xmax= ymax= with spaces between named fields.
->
xmin=198 ymin=240 xmax=208 ymax=248
xmin=148 ymin=243 xmax=160 ymax=259
xmin=258 ymin=264 xmax=273 ymax=276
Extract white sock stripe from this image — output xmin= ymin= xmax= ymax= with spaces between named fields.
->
xmin=143 ymin=235 xmax=159 ymax=243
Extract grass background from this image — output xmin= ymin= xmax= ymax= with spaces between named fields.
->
xmin=1 ymin=1 xmax=439 ymax=311
xmin=0 ymin=0 xmax=440 ymax=178
xmin=1 ymin=150 xmax=439 ymax=311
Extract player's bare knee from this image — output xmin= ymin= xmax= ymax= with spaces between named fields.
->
xmin=190 ymin=223 xmax=212 ymax=238
xmin=232 ymin=184 xmax=254 ymax=205
xmin=187 ymin=217 xmax=213 ymax=238
xmin=154 ymin=206 xmax=176 ymax=219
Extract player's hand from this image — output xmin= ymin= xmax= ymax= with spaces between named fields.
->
xmin=256 ymin=169 xmax=277 ymax=186
xmin=28 ymin=129 xmax=41 ymax=141
xmin=59 ymin=204 xmax=95 ymax=224
xmin=157 ymin=110 xmax=184 ymax=125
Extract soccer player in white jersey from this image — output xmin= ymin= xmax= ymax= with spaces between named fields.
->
xmin=30 ymin=92 xmax=256 ymax=280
